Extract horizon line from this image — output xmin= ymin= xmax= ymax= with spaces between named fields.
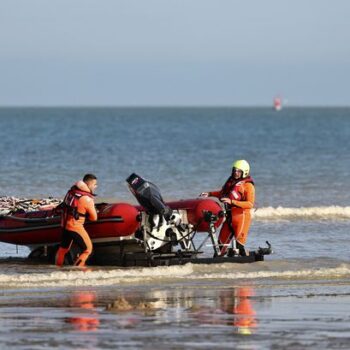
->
xmin=0 ymin=104 xmax=350 ymax=109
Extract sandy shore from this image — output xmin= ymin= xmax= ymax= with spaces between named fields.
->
xmin=0 ymin=260 xmax=349 ymax=349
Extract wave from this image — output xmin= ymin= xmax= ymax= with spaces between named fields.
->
xmin=0 ymin=261 xmax=349 ymax=289
xmin=0 ymin=264 xmax=194 ymax=288
xmin=194 ymin=264 xmax=350 ymax=281
xmin=253 ymin=206 xmax=350 ymax=221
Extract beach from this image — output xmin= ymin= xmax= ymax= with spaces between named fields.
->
xmin=0 ymin=257 xmax=349 ymax=349
xmin=0 ymin=107 xmax=350 ymax=349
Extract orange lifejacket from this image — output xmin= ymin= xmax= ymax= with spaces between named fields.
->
xmin=211 ymin=176 xmax=254 ymax=203
xmin=61 ymin=185 xmax=95 ymax=227
xmin=210 ymin=176 xmax=255 ymax=248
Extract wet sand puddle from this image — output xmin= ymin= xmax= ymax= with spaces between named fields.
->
xmin=0 ymin=260 xmax=350 ymax=349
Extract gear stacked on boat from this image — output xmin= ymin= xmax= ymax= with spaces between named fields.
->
xmin=0 ymin=196 xmax=61 ymax=215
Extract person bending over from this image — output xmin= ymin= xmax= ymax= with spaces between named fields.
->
xmin=56 ymin=174 xmax=98 ymax=267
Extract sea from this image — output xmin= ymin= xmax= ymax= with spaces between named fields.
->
xmin=0 ymin=107 xmax=349 ymax=349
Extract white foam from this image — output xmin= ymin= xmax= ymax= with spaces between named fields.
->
xmin=1 ymin=262 xmax=350 ymax=289
xmin=253 ymin=206 xmax=350 ymax=221
xmin=0 ymin=264 xmax=194 ymax=288
xmin=193 ymin=264 xmax=350 ymax=280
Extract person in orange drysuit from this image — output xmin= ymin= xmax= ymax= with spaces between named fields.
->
xmin=201 ymin=160 xmax=255 ymax=256
xmin=55 ymin=174 xmax=98 ymax=267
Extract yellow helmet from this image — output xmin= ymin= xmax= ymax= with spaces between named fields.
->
xmin=232 ymin=160 xmax=250 ymax=178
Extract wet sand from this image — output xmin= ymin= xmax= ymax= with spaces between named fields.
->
xmin=0 ymin=259 xmax=349 ymax=349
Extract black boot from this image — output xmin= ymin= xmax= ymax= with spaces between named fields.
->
xmin=236 ymin=242 xmax=248 ymax=256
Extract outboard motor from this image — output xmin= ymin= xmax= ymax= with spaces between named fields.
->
xmin=126 ymin=173 xmax=173 ymax=221
xmin=126 ymin=173 xmax=188 ymax=252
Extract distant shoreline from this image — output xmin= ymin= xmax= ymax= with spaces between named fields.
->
xmin=0 ymin=105 xmax=350 ymax=109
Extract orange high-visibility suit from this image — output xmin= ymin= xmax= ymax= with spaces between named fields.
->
xmin=56 ymin=181 xmax=97 ymax=266
xmin=209 ymin=177 xmax=255 ymax=255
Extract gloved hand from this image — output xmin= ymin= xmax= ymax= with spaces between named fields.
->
xmin=199 ymin=192 xmax=209 ymax=197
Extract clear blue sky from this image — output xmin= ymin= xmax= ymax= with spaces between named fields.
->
xmin=0 ymin=0 xmax=349 ymax=106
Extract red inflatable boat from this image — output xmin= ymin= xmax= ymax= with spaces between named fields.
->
xmin=0 ymin=174 xmax=272 ymax=266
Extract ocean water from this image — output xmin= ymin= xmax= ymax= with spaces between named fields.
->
xmin=0 ymin=107 xmax=350 ymax=349
xmin=1 ymin=107 xmax=349 ymax=205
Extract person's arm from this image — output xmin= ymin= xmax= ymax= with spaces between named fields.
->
xmin=200 ymin=190 xmax=221 ymax=198
xmin=231 ymin=183 xmax=255 ymax=209
xmin=82 ymin=197 xmax=98 ymax=221
xmin=209 ymin=190 xmax=221 ymax=198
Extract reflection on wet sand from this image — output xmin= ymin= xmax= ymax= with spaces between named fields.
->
xmin=3 ymin=281 xmax=347 ymax=349
xmin=188 ymin=287 xmax=257 ymax=335
xmin=106 ymin=296 xmax=158 ymax=313
xmin=221 ymin=287 xmax=257 ymax=335
xmin=66 ymin=291 xmax=100 ymax=332
xmin=105 ymin=286 xmax=258 ymax=335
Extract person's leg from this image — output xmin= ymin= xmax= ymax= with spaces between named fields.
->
xmin=72 ymin=230 xmax=93 ymax=267
xmin=235 ymin=213 xmax=251 ymax=256
xmin=218 ymin=222 xmax=234 ymax=256
xmin=55 ymin=230 xmax=73 ymax=266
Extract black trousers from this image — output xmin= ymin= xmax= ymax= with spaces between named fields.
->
xmin=60 ymin=229 xmax=88 ymax=252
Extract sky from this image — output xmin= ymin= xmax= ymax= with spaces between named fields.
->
xmin=0 ymin=0 xmax=349 ymax=106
